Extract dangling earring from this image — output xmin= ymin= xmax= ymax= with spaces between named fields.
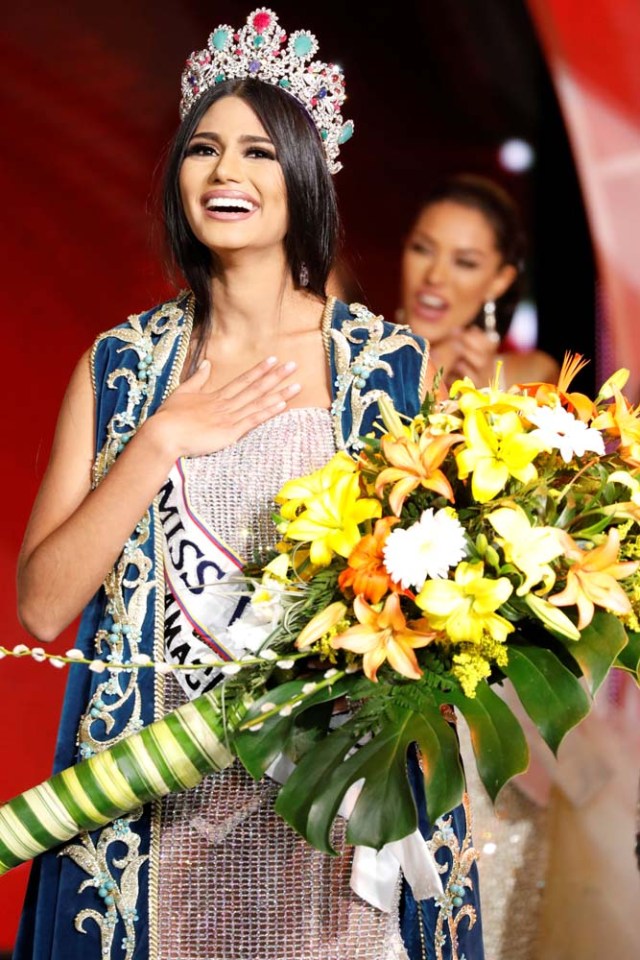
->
xmin=299 ymin=262 xmax=310 ymax=288
xmin=483 ymin=300 xmax=500 ymax=344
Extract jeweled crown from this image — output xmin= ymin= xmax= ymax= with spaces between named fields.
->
xmin=179 ymin=7 xmax=354 ymax=174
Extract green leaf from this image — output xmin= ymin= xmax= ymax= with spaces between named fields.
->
xmin=561 ymin=610 xmax=629 ymax=696
xmin=276 ymin=702 xmax=464 ymax=853
xmin=275 ymin=717 xmax=363 ymax=853
xmin=436 ymin=682 xmax=529 ymax=802
xmin=616 ymin=629 xmax=640 ymax=678
xmin=502 ymin=645 xmax=591 ymax=755
xmin=233 ymin=677 xmax=354 ymax=779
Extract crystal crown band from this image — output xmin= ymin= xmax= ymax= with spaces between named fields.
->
xmin=179 ymin=7 xmax=354 ymax=174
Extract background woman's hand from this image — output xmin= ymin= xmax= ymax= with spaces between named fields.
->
xmin=446 ymin=325 xmax=501 ymax=387
xmin=146 ymin=355 xmax=300 ymax=460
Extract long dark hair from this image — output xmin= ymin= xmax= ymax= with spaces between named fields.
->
xmin=413 ymin=173 xmax=526 ymax=336
xmin=163 ymin=79 xmax=341 ymax=343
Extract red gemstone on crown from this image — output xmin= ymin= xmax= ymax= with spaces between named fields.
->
xmin=253 ymin=12 xmax=271 ymax=32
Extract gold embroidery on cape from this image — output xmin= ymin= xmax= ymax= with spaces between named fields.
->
xmin=329 ymin=302 xmax=424 ymax=451
xmin=429 ymin=792 xmax=479 ymax=960
xmin=59 ymin=293 xmax=194 ymax=960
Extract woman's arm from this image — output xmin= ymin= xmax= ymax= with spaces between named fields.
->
xmin=17 ymin=351 xmax=299 ymax=642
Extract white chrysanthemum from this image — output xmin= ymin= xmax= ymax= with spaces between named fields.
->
xmin=527 ymin=405 xmax=605 ymax=463
xmin=383 ymin=508 xmax=467 ymax=590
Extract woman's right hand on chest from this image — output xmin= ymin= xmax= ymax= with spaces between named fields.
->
xmin=143 ymin=355 xmax=300 ymax=460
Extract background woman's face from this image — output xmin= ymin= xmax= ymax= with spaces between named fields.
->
xmin=179 ymin=95 xmax=288 ymax=258
xmin=401 ymin=200 xmax=515 ymax=345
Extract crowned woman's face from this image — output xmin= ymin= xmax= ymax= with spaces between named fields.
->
xmin=400 ymin=201 xmax=516 ymax=346
xmin=179 ymin=95 xmax=288 ymax=256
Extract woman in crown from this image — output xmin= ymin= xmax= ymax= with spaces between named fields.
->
xmin=13 ymin=9 xmax=484 ymax=960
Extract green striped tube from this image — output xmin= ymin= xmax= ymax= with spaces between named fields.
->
xmin=0 ymin=690 xmax=249 ymax=875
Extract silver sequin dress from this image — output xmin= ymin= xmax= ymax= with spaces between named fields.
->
xmin=157 ymin=408 xmax=409 ymax=960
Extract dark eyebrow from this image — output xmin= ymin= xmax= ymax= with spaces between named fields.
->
xmin=189 ymin=131 xmax=274 ymax=146
xmin=411 ymin=230 xmax=487 ymax=259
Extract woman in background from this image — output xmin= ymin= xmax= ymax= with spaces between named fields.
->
xmin=399 ymin=173 xmax=562 ymax=960
xmin=398 ymin=173 xmax=560 ymax=389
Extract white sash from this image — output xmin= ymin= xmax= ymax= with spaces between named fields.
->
xmin=160 ymin=458 xmax=252 ymax=698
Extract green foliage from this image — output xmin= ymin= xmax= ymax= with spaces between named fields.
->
xmin=275 ymin=700 xmax=464 ymax=852
xmin=436 ymin=682 xmax=529 ymax=801
xmin=502 ymin=644 xmax=591 ymax=755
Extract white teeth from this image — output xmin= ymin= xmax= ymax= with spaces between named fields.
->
xmin=206 ymin=197 xmax=254 ymax=212
xmin=418 ymin=294 xmax=446 ymax=308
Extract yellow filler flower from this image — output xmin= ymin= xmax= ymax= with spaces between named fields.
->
xmin=549 ymin=528 xmax=640 ymax=629
xmin=416 ymin=561 xmax=514 ymax=644
xmin=332 ymin=593 xmax=435 ymax=681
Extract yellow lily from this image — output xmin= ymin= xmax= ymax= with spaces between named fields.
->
xmin=592 ymin=386 xmax=640 ymax=468
xmin=549 ymin=528 xmax=640 ymax=629
xmin=331 ymin=593 xmax=435 ymax=681
xmin=375 ymin=430 xmax=463 ymax=516
xmin=597 ymin=367 xmax=630 ymax=401
xmin=416 ymin=561 xmax=514 ymax=644
xmin=524 ymin=593 xmax=581 ymax=640
xmin=285 ymin=472 xmax=382 ymax=566
xmin=487 ymin=504 xmax=565 ymax=595
xmin=377 ymin=396 xmax=411 ymax=440
xmin=276 ymin=452 xmax=357 ymax=520
xmin=456 ymin=409 xmax=546 ymax=503
xmin=449 ymin=372 xmax=532 ymax=416
xmin=296 ymin=601 xmax=348 ymax=649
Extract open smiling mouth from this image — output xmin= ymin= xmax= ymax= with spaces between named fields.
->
xmin=205 ymin=198 xmax=258 ymax=215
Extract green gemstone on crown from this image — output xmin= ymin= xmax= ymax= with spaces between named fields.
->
xmin=211 ymin=29 xmax=229 ymax=51
xmin=338 ymin=121 xmax=354 ymax=144
xmin=293 ymin=34 xmax=313 ymax=57
xmin=279 ymin=78 xmax=291 ymax=89
xmin=254 ymin=35 xmax=264 ymax=48
xmin=215 ymin=73 xmax=226 ymax=84
xmin=320 ymin=129 xmax=328 ymax=141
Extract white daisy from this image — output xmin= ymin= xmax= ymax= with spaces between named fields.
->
xmin=383 ymin=508 xmax=468 ymax=591
xmin=527 ymin=405 xmax=605 ymax=463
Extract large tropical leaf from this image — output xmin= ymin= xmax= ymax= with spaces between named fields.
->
xmin=436 ymin=681 xmax=529 ymax=801
xmin=502 ymin=645 xmax=591 ymax=755
xmin=233 ymin=676 xmax=355 ymax=779
xmin=276 ymin=701 xmax=464 ymax=853
xmin=560 ymin=610 xmax=629 ymax=696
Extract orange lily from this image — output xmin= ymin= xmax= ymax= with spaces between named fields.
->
xmin=549 ymin=528 xmax=639 ymax=629
xmin=338 ymin=517 xmax=400 ymax=604
xmin=375 ymin=430 xmax=463 ymax=517
xmin=520 ymin=352 xmax=596 ymax=422
xmin=331 ymin=593 xmax=436 ymax=681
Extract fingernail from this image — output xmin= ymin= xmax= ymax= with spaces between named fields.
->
xmin=289 ymin=383 xmax=301 ymax=393
xmin=265 ymin=356 xmax=277 ymax=366
xmin=283 ymin=360 xmax=297 ymax=373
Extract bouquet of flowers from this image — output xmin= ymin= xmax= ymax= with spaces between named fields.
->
xmin=2 ymin=353 xmax=640 ymax=872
